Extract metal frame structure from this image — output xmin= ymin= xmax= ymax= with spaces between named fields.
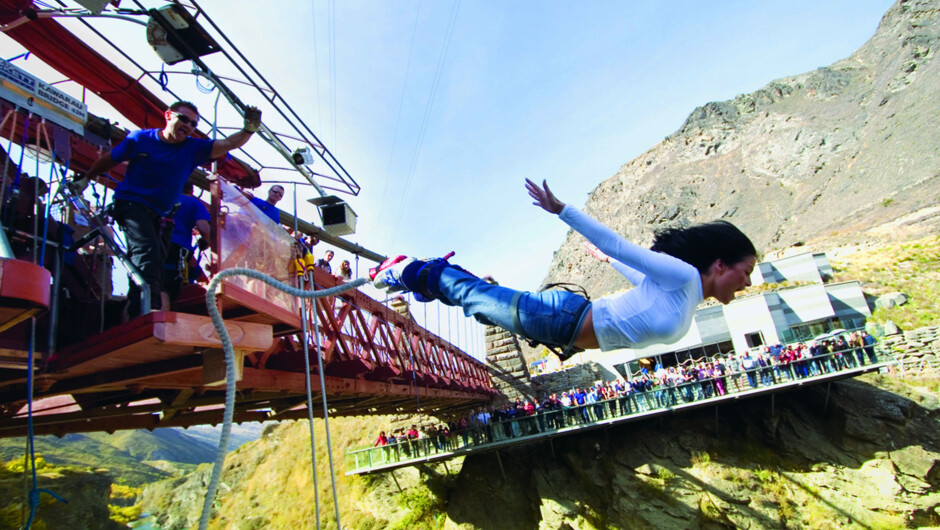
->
xmin=0 ymin=0 xmax=496 ymax=438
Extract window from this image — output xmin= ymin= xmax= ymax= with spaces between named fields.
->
xmin=744 ymin=331 xmax=765 ymax=349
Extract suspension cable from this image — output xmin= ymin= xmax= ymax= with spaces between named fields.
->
xmin=299 ymin=272 xmax=322 ymax=529
xmin=311 ymin=278 xmax=342 ymax=528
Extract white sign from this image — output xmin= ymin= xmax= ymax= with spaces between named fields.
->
xmin=0 ymin=58 xmax=88 ymax=134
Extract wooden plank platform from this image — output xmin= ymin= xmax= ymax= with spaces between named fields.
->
xmin=49 ymin=311 xmax=273 ymax=377
xmin=172 ymin=282 xmax=302 ymax=336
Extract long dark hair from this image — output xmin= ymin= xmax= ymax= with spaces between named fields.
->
xmin=651 ymin=220 xmax=756 ymax=274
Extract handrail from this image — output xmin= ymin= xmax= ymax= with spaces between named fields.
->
xmin=346 ymin=345 xmax=895 ymax=474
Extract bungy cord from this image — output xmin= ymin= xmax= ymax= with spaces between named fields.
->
xmin=200 ymin=268 xmax=368 ymax=530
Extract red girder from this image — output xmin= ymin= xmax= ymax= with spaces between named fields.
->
xmin=285 ymin=269 xmax=496 ymax=395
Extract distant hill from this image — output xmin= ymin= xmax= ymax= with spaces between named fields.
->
xmin=0 ymin=432 xmax=169 ymax=487
xmin=0 ymin=423 xmax=262 ymax=487
xmin=86 ymin=428 xmax=217 ymax=465
xmin=174 ymin=423 xmax=266 ymax=451
xmin=542 ymin=0 xmax=940 ymax=300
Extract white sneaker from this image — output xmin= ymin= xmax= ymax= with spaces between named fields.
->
xmin=371 ymin=256 xmax=414 ymax=291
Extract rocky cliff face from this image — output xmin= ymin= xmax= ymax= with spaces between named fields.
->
xmin=441 ymin=374 xmax=940 ymax=529
xmin=0 ymin=468 xmax=123 ymax=530
xmin=543 ymin=0 xmax=940 ymax=299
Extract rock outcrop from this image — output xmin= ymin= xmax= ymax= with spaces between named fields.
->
xmin=542 ymin=0 xmax=940 ymax=300
xmin=442 ymin=374 xmax=940 ymax=529
xmin=0 ymin=468 xmax=123 ymax=530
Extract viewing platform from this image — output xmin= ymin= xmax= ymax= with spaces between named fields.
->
xmin=345 ymin=350 xmax=895 ymax=475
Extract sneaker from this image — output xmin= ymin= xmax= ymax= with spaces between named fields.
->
xmin=371 ymin=255 xmax=414 ymax=291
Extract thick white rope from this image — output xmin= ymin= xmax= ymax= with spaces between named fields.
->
xmin=200 ymin=268 xmax=367 ymax=530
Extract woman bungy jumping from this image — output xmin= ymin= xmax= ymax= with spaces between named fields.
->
xmin=371 ymin=179 xmax=757 ymax=360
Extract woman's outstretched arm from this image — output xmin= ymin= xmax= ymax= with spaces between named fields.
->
xmin=525 ymin=179 xmax=696 ymax=288
xmin=525 ymin=178 xmax=565 ymax=214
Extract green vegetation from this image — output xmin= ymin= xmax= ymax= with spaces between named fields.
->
xmin=0 ymin=434 xmax=170 ymax=487
xmin=4 ymin=453 xmax=55 ymax=474
xmin=637 ymin=465 xmax=678 ymax=497
xmin=198 ymin=416 xmax=398 ymax=529
xmin=392 ymin=485 xmax=446 ymax=530
xmin=869 ymin=372 xmax=940 ymax=393
xmin=831 ymin=235 xmax=940 ymax=330
xmin=690 ymin=451 xmax=711 ymax=466
xmin=109 ymin=483 xmax=142 ymax=519
xmin=656 ymin=466 xmax=676 ymax=484
xmin=108 ymin=504 xmax=142 ymax=525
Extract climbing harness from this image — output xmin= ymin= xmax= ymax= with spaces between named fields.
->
xmin=518 ymin=282 xmax=592 ymax=361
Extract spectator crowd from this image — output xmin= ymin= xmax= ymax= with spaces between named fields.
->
xmin=352 ymin=330 xmax=882 ymax=469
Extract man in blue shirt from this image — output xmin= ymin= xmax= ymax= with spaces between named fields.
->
xmin=80 ymin=100 xmax=261 ymax=317
xmin=249 ymin=184 xmax=284 ymax=223
xmin=164 ymin=181 xmax=210 ymax=301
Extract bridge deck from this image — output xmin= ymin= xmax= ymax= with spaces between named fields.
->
xmin=0 ymin=270 xmax=495 ymax=437
xmin=345 ymin=357 xmax=895 ymax=475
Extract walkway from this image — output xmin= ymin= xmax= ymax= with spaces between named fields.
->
xmin=345 ymin=350 xmax=895 ymax=475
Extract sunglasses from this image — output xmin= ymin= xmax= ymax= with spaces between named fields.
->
xmin=171 ymin=112 xmax=199 ymax=127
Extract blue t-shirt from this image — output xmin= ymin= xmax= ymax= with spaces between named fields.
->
xmin=171 ymin=194 xmax=210 ymax=250
xmin=111 ymin=129 xmax=214 ymax=214
xmin=249 ymin=196 xmax=281 ymax=222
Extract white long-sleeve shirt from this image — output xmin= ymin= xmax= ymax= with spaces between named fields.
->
xmin=559 ymin=205 xmax=703 ymax=352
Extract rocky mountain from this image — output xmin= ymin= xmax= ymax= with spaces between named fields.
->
xmin=175 ymin=423 xmax=266 ymax=452
xmin=85 ymin=428 xmax=218 ymax=465
xmin=543 ymin=0 xmax=940 ymax=299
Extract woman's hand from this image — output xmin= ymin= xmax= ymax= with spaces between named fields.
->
xmin=583 ymin=242 xmax=610 ymax=263
xmin=525 ymin=178 xmax=565 ymax=214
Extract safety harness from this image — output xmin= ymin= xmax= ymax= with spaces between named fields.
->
xmin=512 ymin=282 xmax=591 ymax=361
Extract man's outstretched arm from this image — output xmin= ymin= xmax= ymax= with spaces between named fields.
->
xmin=210 ymin=106 xmax=261 ymax=159
xmin=71 ymin=152 xmax=119 ymax=192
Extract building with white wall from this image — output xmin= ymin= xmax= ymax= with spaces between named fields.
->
xmin=589 ymin=252 xmax=871 ymax=376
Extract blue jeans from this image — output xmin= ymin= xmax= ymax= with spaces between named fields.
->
xmin=433 ymin=266 xmax=591 ymax=349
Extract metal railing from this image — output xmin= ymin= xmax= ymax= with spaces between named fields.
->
xmin=345 ymin=344 xmax=893 ymax=474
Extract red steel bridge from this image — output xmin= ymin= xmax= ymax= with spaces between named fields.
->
xmin=0 ymin=0 xmax=496 ymax=438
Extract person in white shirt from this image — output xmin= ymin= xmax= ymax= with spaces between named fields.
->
xmin=373 ymin=179 xmax=757 ymax=360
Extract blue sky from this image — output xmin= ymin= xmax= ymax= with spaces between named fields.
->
xmin=257 ymin=0 xmax=893 ymax=290
xmin=0 ymin=0 xmax=894 ymax=355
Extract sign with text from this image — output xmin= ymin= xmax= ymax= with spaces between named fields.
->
xmin=0 ymin=58 xmax=87 ymax=134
